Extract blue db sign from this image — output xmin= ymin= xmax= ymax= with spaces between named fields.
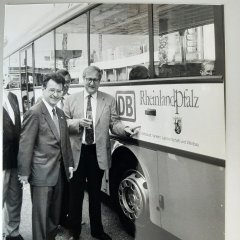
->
xmin=116 ymin=91 xmax=136 ymax=122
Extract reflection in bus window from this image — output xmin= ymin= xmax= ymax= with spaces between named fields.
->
xmin=200 ymin=61 xmax=215 ymax=76
xmin=34 ymin=31 xmax=55 ymax=86
xmin=20 ymin=45 xmax=34 ymax=112
xmin=90 ymin=4 xmax=149 ymax=82
xmin=3 ymin=58 xmax=10 ymax=87
xmin=153 ymin=5 xmax=216 ymax=78
xmin=56 ymin=13 xmax=88 ymax=84
xmin=7 ymin=52 xmax=21 ymax=88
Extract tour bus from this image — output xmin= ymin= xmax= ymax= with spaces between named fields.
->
xmin=2 ymin=2 xmax=229 ymax=240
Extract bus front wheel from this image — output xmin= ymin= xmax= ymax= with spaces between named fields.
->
xmin=114 ymin=169 xmax=149 ymax=236
xmin=119 ymin=170 xmax=148 ymax=221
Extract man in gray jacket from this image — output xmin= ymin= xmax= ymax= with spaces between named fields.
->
xmin=64 ymin=66 xmax=139 ymax=240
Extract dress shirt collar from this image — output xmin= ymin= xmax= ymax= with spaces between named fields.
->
xmin=83 ymin=89 xmax=97 ymax=100
xmin=42 ymin=98 xmax=56 ymax=118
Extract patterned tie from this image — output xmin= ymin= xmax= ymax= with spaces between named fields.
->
xmin=85 ymin=95 xmax=94 ymax=144
xmin=52 ymin=108 xmax=60 ymax=135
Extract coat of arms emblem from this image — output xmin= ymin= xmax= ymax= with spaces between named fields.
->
xmin=174 ymin=117 xmax=182 ymax=134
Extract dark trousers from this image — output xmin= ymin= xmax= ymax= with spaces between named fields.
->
xmin=59 ymin=163 xmax=69 ymax=227
xmin=68 ymin=144 xmax=104 ymax=236
xmin=3 ymin=168 xmax=23 ymax=237
xmin=30 ymin=168 xmax=63 ymax=240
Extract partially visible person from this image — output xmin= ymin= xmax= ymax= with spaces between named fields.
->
xmin=22 ymin=95 xmax=28 ymax=113
xmin=18 ymin=73 xmax=74 ymax=240
xmin=64 ymin=66 xmax=140 ymax=240
xmin=55 ymin=69 xmax=77 ymax=228
xmin=200 ymin=61 xmax=215 ymax=76
xmin=129 ymin=65 xmax=150 ymax=80
xmin=36 ymin=69 xmax=71 ymax=109
xmin=56 ymin=69 xmax=71 ymax=101
xmin=3 ymin=87 xmax=24 ymax=240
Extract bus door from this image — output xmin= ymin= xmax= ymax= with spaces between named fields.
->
xmin=20 ymin=44 xmax=34 ymax=113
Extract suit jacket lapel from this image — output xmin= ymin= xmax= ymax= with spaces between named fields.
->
xmin=41 ymin=102 xmax=60 ymax=142
xmin=8 ymin=93 xmax=17 ymax=115
xmin=8 ymin=93 xmax=21 ymax=132
xmin=3 ymin=108 xmax=14 ymax=129
xmin=95 ymin=92 xmax=106 ymax=125
xmin=74 ymin=91 xmax=84 ymax=118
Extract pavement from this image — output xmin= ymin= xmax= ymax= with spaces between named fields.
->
xmin=18 ymin=185 xmax=134 ymax=240
xmin=4 ymin=184 xmax=170 ymax=240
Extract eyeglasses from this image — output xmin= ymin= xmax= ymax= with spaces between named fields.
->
xmin=85 ymin=78 xmax=100 ymax=83
xmin=48 ymin=88 xmax=63 ymax=95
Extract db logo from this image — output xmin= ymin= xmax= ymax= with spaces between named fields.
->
xmin=116 ymin=91 xmax=136 ymax=122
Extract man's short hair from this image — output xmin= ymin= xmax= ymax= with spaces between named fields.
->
xmin=129 ymin=65 xmax=150 ymax=80
xmin=200 ymin=61 xmax=215 ymax=76
xmin=56 ymin=69 xmax=70 ymax=77
xmin=82 ymin=66 xmax=103 ymax=80
xmin=42 ymin=73 xmax=65 ymax=88
xmin=201 ymin=61 xmax=215 ymax=71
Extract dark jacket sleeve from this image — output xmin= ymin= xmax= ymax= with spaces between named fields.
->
xmin=18 ymin=110 xmax=39 ymax=177
xmin=3 ymin=92 xmax=21 ymax=170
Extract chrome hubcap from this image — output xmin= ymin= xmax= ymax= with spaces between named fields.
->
xmin=118 ymin=171 xmax=148 ymax=220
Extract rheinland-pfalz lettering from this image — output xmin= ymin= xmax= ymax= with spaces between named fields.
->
xmin=140 ymin=89 xmax=199 ymax=114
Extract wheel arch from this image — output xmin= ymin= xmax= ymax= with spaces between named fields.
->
xmin=111 ymin=143 xmax=148 ymax=179
xmin=110 ymin=143 xmax=151 ymax=236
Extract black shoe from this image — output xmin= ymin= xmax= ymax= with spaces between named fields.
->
xmin=46 ymin=232 xmax=56 ymax=240
xmin=68 ymin=237 xmax=78 ymax=240
xmin=91 ymin=232 xmax=112 ymax=240
xmin=56 ymin=225 xmax=65 ymax=236
xmin=68 ymin=230 xmax=80 ymax=240
xmin=6 ymin=235 xmax=24 ymax=240
xmin=47 ymin=227 xmax=60 ymax=240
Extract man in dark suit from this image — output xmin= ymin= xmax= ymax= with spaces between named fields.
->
xmin=3 ymin=90 xmax=24 ymax=240
xmin=64 ymin=66 xmax=139 ymax=240
xmin=34 ymin=70 xmax=84 ymax=230
xmin=18 ymin=73 xmax=74 ymax=240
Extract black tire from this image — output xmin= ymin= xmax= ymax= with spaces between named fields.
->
xmin=110 ymin=162 xmax=149 ymax=237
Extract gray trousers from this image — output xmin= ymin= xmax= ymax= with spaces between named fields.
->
xmin=3 ymin=168 xmax=23 ymax=237
xmin=30 ymin=169 xmax=63 ymax=240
